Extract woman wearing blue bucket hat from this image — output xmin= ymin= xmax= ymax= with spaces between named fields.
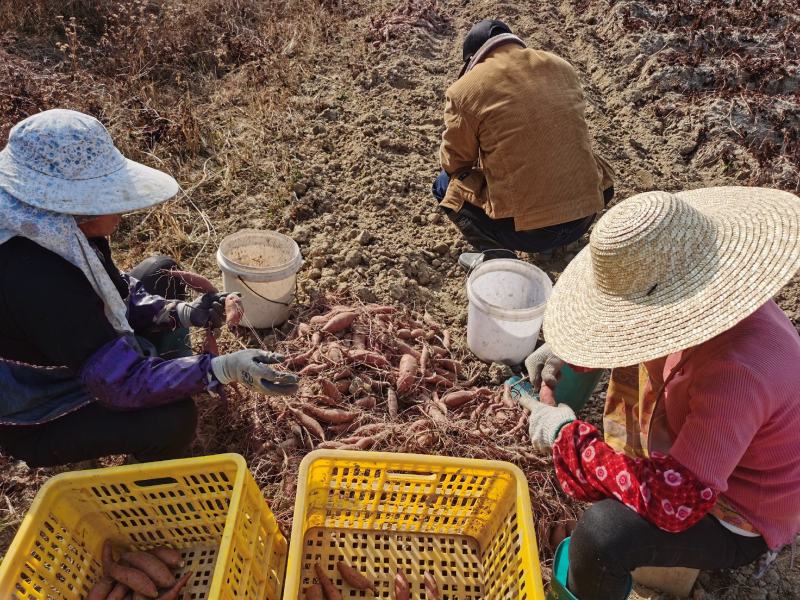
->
xmin=0 ymin=109 xmax=298 ymax=466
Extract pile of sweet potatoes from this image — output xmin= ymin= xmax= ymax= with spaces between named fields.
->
xmin=262 ymin=301 xmax=529 ymax=453
xmin=85 ymin=541 xmax=191 ymax=600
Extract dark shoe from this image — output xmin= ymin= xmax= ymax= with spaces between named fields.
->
xmin=458 ymin=248 xmax=517 ymax=271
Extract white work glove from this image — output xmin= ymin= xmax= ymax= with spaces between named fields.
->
xmin=525 ymin=342 xmax=564 ymax=390
xmin=211 ymin=350 xmax=299 ymax=396
xmin=516 ymin=392 xmax=576 ymax=454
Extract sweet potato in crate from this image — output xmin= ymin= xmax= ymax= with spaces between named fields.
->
xmin=0 ymin=454 xmax=287 ymax=599
xmin=284 ymin=450 xmax=545 ymax=599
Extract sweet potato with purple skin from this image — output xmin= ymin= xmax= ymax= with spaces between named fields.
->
xmin=314 ymin=563 xmax=342 ymax=600
xmin=107 ymin=562 xmax=158 ymax=598
xmin=396 ymin=354 xmax=418 ymax=394
xmin=394 ymin=572 xmax=410 ymax=600
xmin=304 ymin=584 xmax=324 ymax=600
xmin=322 ymin=311 xmax=358 ymax=333
xmin=106 ymin=582 xmax=129 ymax=600
xmin=336 ymin=560 xmax=375 ymax=592
xmin=156 ymin=571 xmax=192 ymax=600
xmin=148 ymin=547 xmax=184 ymax=569
xmin=121 ymin=551 xmax=175 ymax=588
xmin=86 ymin=576 xmax=115 ymax=600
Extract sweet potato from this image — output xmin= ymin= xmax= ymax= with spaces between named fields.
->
xmin=409 ymin=328 xmax=426 ymax=339
xmin=339 ymin=434 xmax=384 ymax=450
xmin=298 ymin=363 xmax=327 ymax=376
xmin=165 ymin=270 xmax=217 ymax=294
xmin=364 ymin=304 xmax=396 ymax=314
xmin=224 ymin=294 xmax=244 ymax=327
xmin=289 ymin=408 xmax=326 ymax=440
xmin=332 ymin=367 xmax=352 ymax=381
xmin=102 ymin=540 xmax=115 ymax=575
xmin=148 ymin=547 xmax=184 ymax=569
xmin=316 ymin=440 xmax=344 ymax=449
xmin=311 ymin=331 xmax=322 ymax=347
xmin=156 ymin=571 xmax=192 ymax=600
xmin=442 ymin=330 xmax=451 ymax=350
xmin=395 ymin=341 xmax=421 ymax=360
xmin=298 ymin=323 xmax=312 ymax=337
xmin=121 ymin=551 xmax=175 ymax=588
xmin=335 ymin=379 xmax=351 ymax=394
xmin=436 ymin=358 xmax=459 ymax=373
xmin=347 ymin=350 xmax=390 ymax=368
xmin=396 ymin=328 xmax=413 ymax=340
xmin=424 ymin=572 xmax=441 ymax=600
xmin=424 ymin=373 xmax=452 ymax=388
xmin=314 ymin=564 xmax=342 ymax=600
xmin=319 ymin=378 xmax=342 ymax=403
xmin=336 ymin=561 xmax=375 ymax=591
xmin=107 ymin=562 xmax=158 ymax=598
xmin=86 ymin=576 xmax=115 ymax=600
xmin=322 ymin=311 xmax=358 ymax=333
xmin=303 ymin=405 xmax=356 ymax=424
xmin=304 ymin=584 xmax=325 ymax=600
xmin=419 ymin=346 xmax=430 ymax=374
xmin=107 ymin=582 xmax=129 ymax=600
xmin=387 ymin=388 xmax=398 ymax=419
xmin=353 ymin=422 xmax=386 ymax=436
xmin=355 ymin=396 xmax=376 ymax=409
xmin=394 ymin=572 xmax=410 ymax=600
xmin=441 ymin=390 xmax=475 ymax=409
xmin=396 ymin=354 xmax=418 ymax=394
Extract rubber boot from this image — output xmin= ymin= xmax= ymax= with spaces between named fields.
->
xmin=549 ymin=538 xmax=633 ymax=600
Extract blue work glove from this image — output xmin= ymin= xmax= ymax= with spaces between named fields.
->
xmin=211 ymin=350 xmax=299 ymax=396
xmin=176 ymin=292 xmax=230 ymax=328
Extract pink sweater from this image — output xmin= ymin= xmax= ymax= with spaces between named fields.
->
xmin=663 ymin=301 xmax=800 ymax=549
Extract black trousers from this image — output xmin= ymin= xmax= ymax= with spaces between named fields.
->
xmin=0 ymin=255 xmax=198 ymax=467
xmin=432 ymin=169 xmax=614 ymax=253
xmin=568 ymin=499 xmax=768 ymax=600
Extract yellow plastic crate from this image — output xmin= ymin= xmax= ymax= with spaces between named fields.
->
xmin=284 ymin=450 xmax=544 ymax=599
xmin=0 ymin=453 xmax=287 ymax=600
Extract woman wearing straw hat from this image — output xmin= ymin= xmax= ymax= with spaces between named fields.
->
xmin=0 ymin=109 xmax=299 ymax=467
xmin=521 ymin=188 xmax=800 ymax=599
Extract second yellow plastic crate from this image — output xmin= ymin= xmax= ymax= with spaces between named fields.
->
xmin=284 ymin=450 xmax=544 ymax=599
xmin=0 ymin=453 xmax=287 ymax=599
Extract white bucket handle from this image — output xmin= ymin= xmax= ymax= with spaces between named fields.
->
xmin=465 ymin=248 xmax=519 ymax=276
xmin=236 ymin=275 xmax=295 ymax=307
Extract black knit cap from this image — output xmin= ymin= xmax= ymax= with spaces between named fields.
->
xmin=462 ymin=19 xmax=512 ymax=62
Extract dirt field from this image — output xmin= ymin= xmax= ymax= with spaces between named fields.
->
xmin=1 ymin=1 xmax=799 ymax=597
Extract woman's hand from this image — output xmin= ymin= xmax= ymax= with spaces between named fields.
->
xmin=211 ymin=350 xmax=299 ymax=396
xmin=516 ymin=392 xmax=576 ymax=453
xmin=525 ymin=342 xmax=565 ymax=405
xmin=176 ymin=292 xmax=233 ymax=329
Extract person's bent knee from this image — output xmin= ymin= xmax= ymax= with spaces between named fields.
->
xmin=567 ymin=500 xmax=635 ymax=599
xmin=571 ymin=499 xmax=632 ymax=564
xmin=133 ymin=399 xmax=197 ymax=462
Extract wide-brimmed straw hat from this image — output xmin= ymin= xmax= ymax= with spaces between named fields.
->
xmin=543 ymin=187 xmax=800 ymax=368
xmin=0 ymin=109 xmax=178 ymax=215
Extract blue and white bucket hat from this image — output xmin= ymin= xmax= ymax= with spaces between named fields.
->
xmin=0 ymin=109 xmax=179 ymax=215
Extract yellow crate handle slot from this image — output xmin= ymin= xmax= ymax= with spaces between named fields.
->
xmin=384 ymin=470 xmax=437 ymax=482
xmin=132 ymin=476 xmax=179 ymax=487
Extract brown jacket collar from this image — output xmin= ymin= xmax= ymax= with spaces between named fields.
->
xmin=459 ymin=33 xmax=527 ymax=78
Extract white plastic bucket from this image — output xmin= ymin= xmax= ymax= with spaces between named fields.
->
xmin=216 ymin=229 xmax=303 ymax=329
xmin=466 ymin=259 xmax=553 ymax=365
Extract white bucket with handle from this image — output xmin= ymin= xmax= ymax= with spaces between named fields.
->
xmin=216 ymin=229 xmax=302 ymax=329
xmin=466 ymin=259 xmax=553 ymax=365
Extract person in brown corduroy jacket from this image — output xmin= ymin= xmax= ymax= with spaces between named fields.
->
xmin=433 ymin=20 xmax=615 ymax=268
